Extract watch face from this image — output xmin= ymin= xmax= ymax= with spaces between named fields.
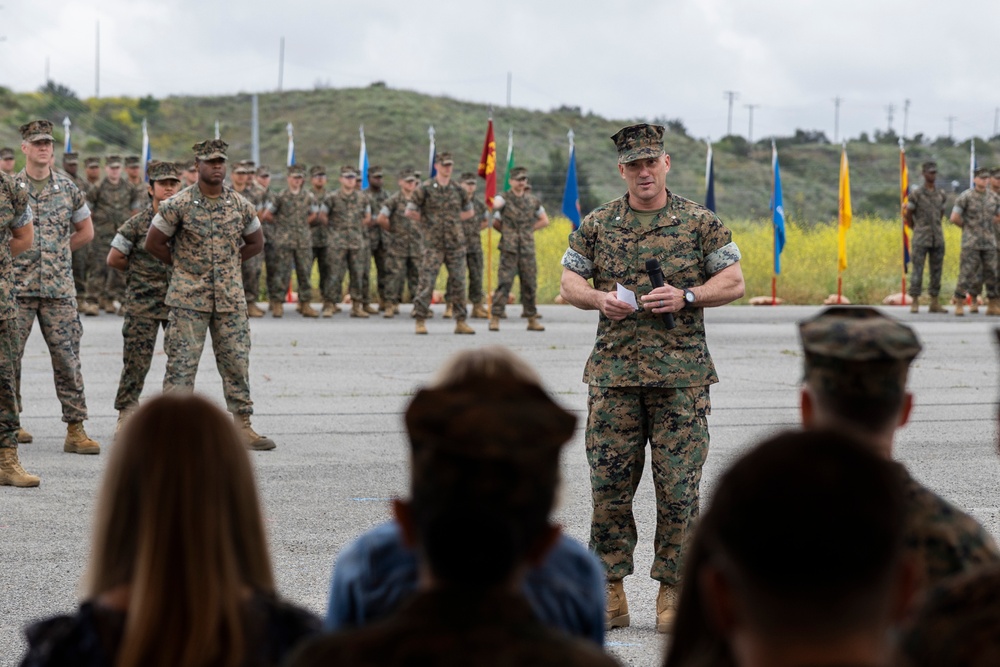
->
xmin=685 ymin=290 xmax=695 ymax=303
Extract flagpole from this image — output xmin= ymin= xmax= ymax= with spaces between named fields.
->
xmin=487 ymin=115 xmax=494 ymax=310
xmin=899 ymin=139 xmax=907 ymax=301
xmin=771 ymin=146 xmax=777 ymax=306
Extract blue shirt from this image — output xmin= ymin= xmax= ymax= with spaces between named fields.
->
xmin=325 ymin=521 xmax=606 ymax=646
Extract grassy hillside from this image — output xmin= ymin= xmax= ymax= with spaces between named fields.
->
xmin=2 ymin=82 xmax=996 ymax=224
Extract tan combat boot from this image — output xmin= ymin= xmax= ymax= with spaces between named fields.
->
xmin=929 ymin=296 xmax=944 ymax=313
xmin=99 ymin=297 xmax=115 ymax=314
xmin=115 ymin=410 xmax=128 ymax=437
xmin=970 ymin=298 xmax=980 ymax=314
xmin=955 ymin=302 xmax=965 ymax=316
xmin=235 ymin=414 xmax=276 ymax=451
xmin=909 ymin=299 xmax=919 ymax=314
xmin=82 ymin=302 xmax=100 ymax=317
xmin=655 ymin=583 xmax=679 ymax=634
xmin=454 ymin=319 xmax=475 ymax=335
xmin=270 ymin=301 xmax=284 ymax=318
xmin=0 ymin=447 xmax=40 ymax=487
xmin=247 ymin=301 xmax=265 ymax=318
xmin=443 ymin=303 xmax=453 ymax=319
xmin=527 ymin=316 xmax=545 ymax=332
xmin=17 ymin=427 xmax=33 ymax=443
xmin=987 ymin=298 xmax=1000 ymax=316
xmin=363 ymin=303 xmax=379 ymax=314
xmin=471 ymin=302 xmax=489 ymax=319
xmin=415 ymin=318 xmax=428 ymax=335
xmin=321 ymin=301 xmax=337 ymax=317
xmin=64 ymin=422 xmax=100 ymax=455
xmin=383 ymin=304 xmax=396 ymax=318
xmin=300 ymin=301 xmax=320 ymax=318
xmin=606 ymin=580 xmax=630 ymax=629
xmin=351 ymin=302 xmax=370 ymax=318
xmin=489 ymin=316 xmax=500 ymax=332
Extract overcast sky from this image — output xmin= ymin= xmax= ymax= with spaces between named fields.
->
xmin=2 ymin=0 xmax=996 ymax=143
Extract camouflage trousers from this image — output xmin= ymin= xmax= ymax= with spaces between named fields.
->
xmin=331 ymin=247 xmax=368 ymax=302
xmin=491 ymin=249 xmax=537 ymax=317
xmin=114 ymin=315 xmax=168 ymax=411
xmin=465 ymin=237 xmax=485 ymax=304
xmin=242 ymin=253 xmax=263 ymax=304
xmin=84 ymin=235 xmax=112 ymax=304
xmin=413 ymin=244 xmax=468 ymax=320
xmin=384 ymin=253 xmax=421 ymax=306
xmin=954 ymin=247 xmax=998 ymax=300
xmin=312 ymin=246 xmax=338 ymax=303
xmin=362 ymin=237 xmax=390 ymax=306
xmin=586 ymin=384 xmax=711 ymax=585
xmin=0 ymin=318 xmax=21 ymax=449
xmin=909 ymin=244 xmax=945 ymax=298
xmin=72 ymin=246 xmax=87 ymax=301
xmin=266 ymin=245 xmax=314 ymax=303
xmin=14 ymin=297 xmax=88 ymax=423
xmin=163 ymin=308 xmax=252 ymax=415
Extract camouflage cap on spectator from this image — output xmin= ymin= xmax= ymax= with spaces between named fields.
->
xmin=340 ymin=165 xmax=358 ymax=177
xmin=435 ymin=152 xmax=454 ymax=166
xmin=309 ymin=165 xmax=326 ymax=177
xmin=799 ymin=306 xmax=921 ymax=401
xmin=62 ymin=152 xmax=79 ymax=165
xmin=146 ymin=160 xmax=181 ymax=182
xmin=235 ymin=159 xmax=256 ymax=174
xmin=183 ymin=160 xmax=197 ymax=172
xmin=509 ymin=166 xmax=529 ymax=180
xmin=368 ymin=165 xmax=383 ymax=178
xmin=975 ymin=167 xmax=991 ymax=178
xmin=921 ymin=161 xmax=938 ymax=173
xmin=84 ymin=156 xmax=100 ymax=167
xmin=105 ymin=154 xmax=124 ymax=167
xmin=287 ymin=164 xmax=306 ymax=177
xmin=459 ymin=172 xmax=477 ymax=183
xmin=192 ymin=139 xmax=228 ymax=161
xmin=256 ymin=165 xmax=271 ymax=177
xmin=0 ymin=147 xmax=15 ymax=160
xmin=611 ymin=123 xmax=665 ymax=164
xmin=991 ymin=167 xmax=1000 ymax=178
xmin=397 ymin=167 xmax=419 ymax=181
xmin=405 ymin=375 xmax=576 ymax=510
xmin=19 ymin=120 xmax=55 ymax=142
xmin=125 ymin=155 xmax=141 ymax=167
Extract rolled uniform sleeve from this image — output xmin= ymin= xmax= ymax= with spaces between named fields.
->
xmin=562 ymin=214 xmax=599 ymax=279
xmin=110 ymin=233 xmax=132 ymax=256
xmin=151 ymin=208 xmax=179 ymax=237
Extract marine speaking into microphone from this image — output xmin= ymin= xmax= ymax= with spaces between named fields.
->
xmin=558 ymin=123 xmax=746 ymax=632
xmin=645 ymin=258 xmax=675 ymax=330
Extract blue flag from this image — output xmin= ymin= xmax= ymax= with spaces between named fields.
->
xmin=704 ymin=144 xmax=716 ymax=213
xmin=771 ymin=142 xmax=787 ymax=275
xmin=359 ymin=126 xmax=370 ymax=190
xmin=428 ymin=126 xmax=437 ymax=179
xmin=562 ymin=144 xmax=581 ymax=230
xmin=286 ymin=123 xmax=295 ymax=167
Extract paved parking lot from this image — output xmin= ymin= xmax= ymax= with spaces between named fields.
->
xmin=2 ymin=303 xmax=999 ymax=666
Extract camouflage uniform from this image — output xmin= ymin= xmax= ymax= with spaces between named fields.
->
xmin=63 ymin=154 xmax=93 ymax=302
xmin=408 ymin=177 xmax=473 ymax=320
xmin=381 ymin=189 xmax=423 ymax=307
xmin=151 ymin=178 xmax=260 ymax=416
xmin=86 ymin=172 xmax=138 ymax=307
xmin=562 ymin=189 xmax=740 ymax=585
xmin=264 ymin=187 xmax=316 ymax=303
xmin=309 ymin=175 xmax=337 ymax=305
xmin=465 ymin=197 xmax=488 ymax=305
xmin=952 ymin=187 xmax=1000 ymax=300
xmin=798 ymin=307 xmax=1000 ymax=588
xmin=363 ymin=179 xmax=390 ymax=308
xmin=899 ymin=563 xmax=1000 ymax=666
xmin=491 ymin=191 xmax=546 ymax=318
xmin=323 ymin=187 xmax=371 ymax=304
xmin=0 ymin=172 xmax=32 ymax=450
xmin=907 ymin=183 xmax=948 ymax=299
xmin=13 ymin=169 xmax=92 ymax=423
xmin=110 ymin=206 xmax=172 ymax=411
xmin=235 ymin=181 xmax=267 ymax=305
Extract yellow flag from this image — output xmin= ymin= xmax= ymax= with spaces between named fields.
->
xmin=838 ymin=146 xmax=852 ymax=272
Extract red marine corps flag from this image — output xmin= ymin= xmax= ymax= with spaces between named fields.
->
xmin=478 ymin=117 xmax=497 ymax=211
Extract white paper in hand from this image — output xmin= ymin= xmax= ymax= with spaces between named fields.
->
xmin=616 ymin=283 xmax=638 ymax=310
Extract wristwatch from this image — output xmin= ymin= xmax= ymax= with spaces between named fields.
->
xmin=682 ymin=289 xmax=696 ymax=308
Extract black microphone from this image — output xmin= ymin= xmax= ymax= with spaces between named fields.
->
xmin=645 ymin=258 xmax=676 ymax=330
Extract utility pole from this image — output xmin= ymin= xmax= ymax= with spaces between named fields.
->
xmin=723 ymin=90 xmax=739 ymax=136
xmin=947 ymin=116 xmax=956 ymax=142
xmin=251 ymin=94 xmax=260 ymax=165
xmin=903 ymin=99 xmax=911 ymax=139
xmin=506 ymin=71 xmax=512 ymax=108
xmin=744 ymin=104 xmax=760 ymax=143
xmin=885 ymin=103 xmax=895 ymax=133
xmin=994 ymin=107 xmax=999 ymax=138
xmin=278 ymin=37 xmax=285 ymax=92
xmin=833 ymin=96 xmax=841 ymax=143
xmin=95 ymin=21 xmax=100 ymax=98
